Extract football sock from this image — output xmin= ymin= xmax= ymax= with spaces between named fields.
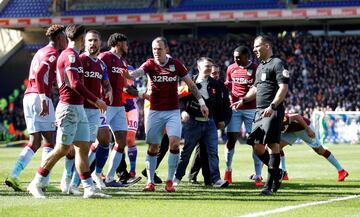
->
xmin=266 ymin=154 xmax=280 ymax=190
xmin=167 ymin=150 xmax=179 ymax=181
xmin=70 ymin=170 xmax=81 ymax=187
xmin=34 ymin=167 xmax=49 ymax=186
xmin=253 ymin=151 xmax=263 ymax=178
xmin=64 ymin=155 xmax=75 ymax=178
xmin=323 ymin=150 xmax=343 ymax=171
xmin=128 ymin=145 xmax=137 ymax=174
xmin=95 ymin=144 xmax=109 ymax=174
xmin=41 ymin=143 xmax=54 ymax=163
xmin=146 ymin=152 xmax=157 ymax=184
xmin=280 ymin=150 xmax=286 ymax=172
xmin=88 ymin=143 xmax=97 ymax=166
xmin=80 ymin=172 xmax=93 ymax=189
xmin=11 ymin=146 xmax=35 ymax=178
xmin=257 ymin=150 xmax=270 ymax=166
xmin=224 ymin=146 xmax=234 ymax=171
xmin=106 ymin=147 xmax=123 ymax=182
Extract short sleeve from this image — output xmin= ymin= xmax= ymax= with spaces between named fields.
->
xmin=139 ymin=59 xmax=152 ymax=74
xmin=175 ymin=60 xmax=188 ymax=78
xmin=274 ymin=59 xmax=289 ymax=85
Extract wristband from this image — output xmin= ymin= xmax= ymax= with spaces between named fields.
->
xmin=198 ymin=98 xmax=205 ymax=106
xmin=39 ymin=94 xmax=46 ymax=101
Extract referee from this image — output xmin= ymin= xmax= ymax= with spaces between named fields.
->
xmin=232 ymin=35 xmax=289 ymax=195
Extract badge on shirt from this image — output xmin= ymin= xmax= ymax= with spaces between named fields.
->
xmin=282 ymin=69 xmax=290 ymax=78
xmin=261 ymin=72 xmax=266 ymax=81
xmin=68 ymin=55 xmax=76 ymax=63
xmin=169 ymin=65 xmax=175 ymax=72
xmin=49 ymin=55 xmax=56 ymax=63
xmin=247 ymin=69 xmax=253 ymax=76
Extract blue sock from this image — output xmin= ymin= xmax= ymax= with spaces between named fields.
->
xmin=64 ymin=156 xmax=75 ymax=178
xmin=326 ymin=153 xmax=343 ymax=171
xmin=167 ymin=152 xmax=179 ymax=181
xmin=11 ymin=147 xmax=35 ymax=178
xmin=106 ymin=149 xmax=122 ymax=182
xmin=95 ymin=144 xmax=109 ymax=174
xmin=145 ymin=154 xmax=157 ymax=184
xmin=253 ymin=151 xmax=263 ymax=177
xmin=128 ymin=145 xmax=137 ymax=174
xmin=71 ymin=170 xmax=81 ymax=187
xmin=88 ymin=150 xmax=96 ymax=166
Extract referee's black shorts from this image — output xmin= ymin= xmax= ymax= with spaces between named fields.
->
xmin=247 ymin=105 xmax=285 ymax=146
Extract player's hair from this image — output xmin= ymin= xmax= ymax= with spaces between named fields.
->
xmin=65 ymin=24 xmax=86 ymax=41
xmin=107 ymin=33 xmax=127 ymax=47
xmin=197 ymin=57 xmax=214 ymax=65
xmin=86 ymin=29 xmax=101 ymax=40
xmin=255 ymin=35 xmax=274 ymax=47
xmin=234 ymin=45 xmax=251 ymax=57
xmin=152 ymin=36 xmax=168 ymax=48
xmin=45 ymin=24 xmax=65 ymax=41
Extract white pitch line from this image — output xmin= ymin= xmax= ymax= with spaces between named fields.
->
xmin=237 ymin=194 xmax=360 ymax=217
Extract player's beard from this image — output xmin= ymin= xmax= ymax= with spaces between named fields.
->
xmin=89 ymin=47 xmax=99 ymax=55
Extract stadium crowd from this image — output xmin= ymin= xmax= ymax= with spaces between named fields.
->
xmin=1 ymin=34 xmax=360 ymax=140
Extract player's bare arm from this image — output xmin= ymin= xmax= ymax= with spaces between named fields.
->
xmin=102 ymin=79 xmax=113 ymax=105
xmin=263 ymin=83 xmax=288 ymax=117
xmin=124 ymin=68 xmax=145 ymax=79
xmin=289 ymin=113 xmax=315 ymax=138
xmin=182 ymin=75 xmax=209 ymax=118
xmin=232 ymin=86 xmax=257 ymax=109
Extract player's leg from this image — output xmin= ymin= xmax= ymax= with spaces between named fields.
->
xmin=105 ymin=106 xmax=128 ymax=187
xmin=126 ymin=108 xmax=139 ymax=177
xmin=299 ymin=128 xmax=349 ymax=181
xmin=69 ymin=109 xmax=100 ymax=193
xmin=28 ymin=142 xmax=70 ymax=198
xmin=143 ymin=110 xmax=165 ymax=192
xmin=224 ymin=110 xmax=241 ymax=183
xmin=165 ymin=109 xmax=183 ymax=192
xmin=6 ymin=133 xmax=42 ymax=192
xmin=244 ymin=109 xmax=263 ymax=185
xmin=6 ymin=94 xmax=54 ymax=192
xmin=91 ymin=127 xmax=110 ymax=188
xmin=60 ymin=146 xmax=75 ymax=193
xmin=279 ymin=141 xmax=289 ymax=180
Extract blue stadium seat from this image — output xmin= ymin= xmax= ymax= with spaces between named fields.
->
xmin=0 ymin=0 xmax=52 ymax=18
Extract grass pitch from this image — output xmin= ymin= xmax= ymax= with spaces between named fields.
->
xmin=0 ymin=142 xmax=360 ymax=217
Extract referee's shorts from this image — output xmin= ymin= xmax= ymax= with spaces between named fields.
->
xmin=247 ymin=105 xmax=285 ymax=145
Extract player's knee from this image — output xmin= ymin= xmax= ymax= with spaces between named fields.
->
xmin=148 ymin=144 xmax=159 ymax=154
xmin=26 ymin=143 xmax=41 ymax=153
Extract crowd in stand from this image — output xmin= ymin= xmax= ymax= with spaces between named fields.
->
xmin=1 ymin=34 xmax=359 ymax=141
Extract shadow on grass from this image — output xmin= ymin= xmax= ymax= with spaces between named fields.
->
xmin=1 ymin=181 xmax=359 ymax=202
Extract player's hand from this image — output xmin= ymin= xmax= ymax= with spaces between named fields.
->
xmin=230 ymin=98 xmax=244 ymax=111
xmin=40 ymin=100 xmax=49 ymax=116
xmin=181 ymin=111 xmax=190 ymax=123
xmin=217 ymin=121 xmax=225 ymax=129
xmin=200 ymin=105 xmax=209 ymax=119
xmin=95 ymin=99 xmax=107 ymax=113
xmin=143 ymin=93 xmax=150 ymax=100
xmin=306 ymin=127 xmax=315 ymax=138
xmin=262 ymin=106 xmax=273 ymax=117
xmin=105 ymin=90 xmax=113 ymax=105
